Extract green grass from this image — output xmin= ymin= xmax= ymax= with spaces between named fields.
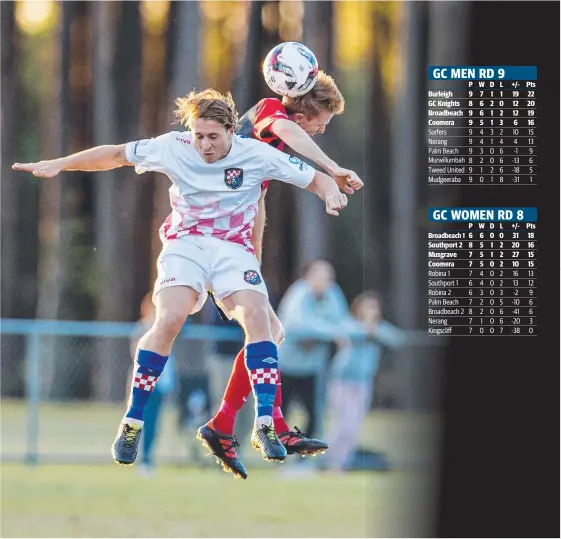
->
xmin=1 ymin=464 xmax=434 ymax=538
xmin=1 ymin=400 xmax=438 ymax=537
xmin=0 ymin=400 xmax=439 ymax=467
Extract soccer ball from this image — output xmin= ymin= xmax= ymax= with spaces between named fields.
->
xmin=263 ymin=42 xmax=319 ymax=98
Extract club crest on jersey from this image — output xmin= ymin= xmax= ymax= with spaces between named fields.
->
xmin=288 ymin=155 xmax=309 ymax=171
xmin=224 ymin=168 xmax=244 ymax=189
xmin=244 ymin=270 xmax=262 ymax=285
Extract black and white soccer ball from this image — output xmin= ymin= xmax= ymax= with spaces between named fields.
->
xmin=263 ymin=42 xmax=319 ymax=98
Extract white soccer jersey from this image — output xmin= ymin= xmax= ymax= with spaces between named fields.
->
xmin=125 ymin=132 xmax=315 ymax=252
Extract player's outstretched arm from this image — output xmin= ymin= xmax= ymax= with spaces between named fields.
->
xmin=12 ymin=144 xmax=131 ymax=178
xmin=271 ymin=119 xmax=363 ymax=194
xmin=306 ymin=171 xmax=348 ymax=216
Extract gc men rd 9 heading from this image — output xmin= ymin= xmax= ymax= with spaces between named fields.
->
xmin=427 ymin=66 xmax=537 ymax=186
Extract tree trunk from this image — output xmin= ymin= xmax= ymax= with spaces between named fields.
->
xmin=291 ymin=1 xmax=334 ymax=276
xmin=235 ymin=1 xmax=290 ymax=297
xmin=150 ymin=1 xmax=202 ymax=282
xmin=367 ymin=6 xmax=394 ymax=296
xmin=114 ymin=1 xmax=143 ymax=328
xmin=90 ymin=1 xmax=129 ymax=402
xmin=389 ymin=2 xmax=439 ymax=411
xmin=46 ymin=1 xmax=96 ymax=400
xmin=0 ymin=1 xmax=26 ymax=397
xmin=88 ymin=1 xmax=144 ymax=402
xmin=35 ymin=5 xmax=63 ymax=399
xmin=1 ymin=2 xmax=19 ymax=320
xmin=232 ymin=1 xmax=266 ymax=115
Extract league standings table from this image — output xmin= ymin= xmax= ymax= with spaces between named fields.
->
xmin=426 ymin=66 xmax=538 ymax=336
xmin=427 ymin=66 xmax=537 ymax=186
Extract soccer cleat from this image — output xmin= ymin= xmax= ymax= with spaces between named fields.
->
xmin=251 ymin=424 xmax=287 ymax=462
xmin=196 ymin=424 xmax=248 ymax=479
xmin=278 ymin=426 xmax=329 ymax=456
xmin=111 ymin=422 xmax=142 ymax=466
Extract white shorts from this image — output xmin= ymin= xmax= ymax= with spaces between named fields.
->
xmin=153 ymin=235 xmax=268 ymax=315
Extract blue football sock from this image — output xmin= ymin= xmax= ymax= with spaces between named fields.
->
xmin=124 ymin=349 xmax=168 ymax=423
xmin=245 ymin=341 xmax=278 ymax=422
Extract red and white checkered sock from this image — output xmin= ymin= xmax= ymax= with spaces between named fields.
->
xmin=245 ymin=341 xmax=278 ymax=426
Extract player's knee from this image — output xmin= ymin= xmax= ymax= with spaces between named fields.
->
xmin=154 ymin=309 xmax=186 ymax=341
xmin=271 ymin=317 xmax=285 ymax=345
xmin=243 ymin=305 xmax=271 ymax=338
xmin=244 ymin=304 xmax=269 ymax=325
xmin=276 ymin=326 xmax=285 ymax=345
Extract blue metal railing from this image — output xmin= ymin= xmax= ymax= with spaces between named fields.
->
xmin=1 ymin=319 xmax=245 ymax=465
xmin=1 ymin=318 xmax=442 ymax=465
xmin=0 ymin=318 xmax=243 ymax=340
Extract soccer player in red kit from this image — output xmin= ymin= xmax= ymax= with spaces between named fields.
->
xmin=197 ymin=71 xmax=363 ymax=479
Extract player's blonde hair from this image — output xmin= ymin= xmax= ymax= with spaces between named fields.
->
xmin=282 ymin=71 xmax=345 ymax=118
xmin=174 ymin=89 xmax=239 ymax=130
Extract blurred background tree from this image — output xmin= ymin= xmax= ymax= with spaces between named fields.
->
xmin=2 ymin=0 xmax=461 ymax=408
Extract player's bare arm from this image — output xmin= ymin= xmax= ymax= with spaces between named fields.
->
xmin=12 ymin=144 xmax=131 ymax=178
xmin=270 ymin=118 xmax=363 ymax=194
xmin=306 ymin=171 xmax=348 ymax=216
xmin=251 ymin=188 xmax=268 ymax=264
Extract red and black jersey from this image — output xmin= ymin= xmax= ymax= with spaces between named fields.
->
xmin=236 ymin=98 xmax=289 ymax=151
xmin=237 ymin=98 xmax=291 ymax=191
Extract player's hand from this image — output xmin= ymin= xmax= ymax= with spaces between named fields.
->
xmin=325 ymin=192 xmax=348 ymax=216
xmin=330 ymin=166 xmax=364 ymax=195
xmin=12 ymin=159 xmax=63 ymax=178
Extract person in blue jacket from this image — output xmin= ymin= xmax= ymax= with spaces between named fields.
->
xmin=325 ymin=291 xmax=407 ymax=472
xmin=277 ymin=260 xmax=350 ymax=438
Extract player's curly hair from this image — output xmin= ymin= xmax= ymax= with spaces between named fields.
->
xmin=174 ymin=89 xmax=239 ymax=130
xmin=282 ymin=71 xmax=345 ymax=118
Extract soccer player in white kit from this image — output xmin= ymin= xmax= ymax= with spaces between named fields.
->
xmin=12 ymin=89 xmax=348 ymax=467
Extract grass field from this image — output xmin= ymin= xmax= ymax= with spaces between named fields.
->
xmin=1 ymin=465 xmax=436 ymax=538
xmin=1 ymin=400 xmax=438 ymax=467
xmin=1 ymin=400 xmax=438 ymax=537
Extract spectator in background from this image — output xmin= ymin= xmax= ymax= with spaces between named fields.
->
xmin=130 ymin=292 xmax=175 ymax=477
xmin=325 ymin=291 xmax=406 ymax=472
xmin=277 ymin=260 xmax=349 ymax=438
